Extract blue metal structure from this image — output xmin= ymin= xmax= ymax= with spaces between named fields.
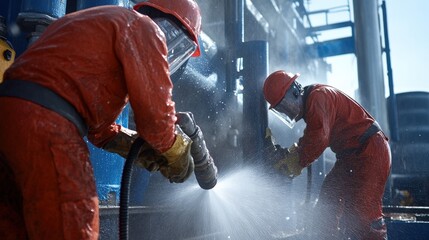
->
xmin=241 ymin=41 xmax=269 ymax=163
xmin=84 ymin=104 xmax=143 ymax=205
xmin=387 ymin=220 xmax=429 ymax=240
xmin=0 ymin=0 xmax=29 ymax=56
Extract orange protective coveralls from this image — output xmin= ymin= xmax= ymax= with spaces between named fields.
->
xmin=298 ymin=84 xmax=391 ymax=239
xmin=0 ymin=6 xmax=176 ymax=240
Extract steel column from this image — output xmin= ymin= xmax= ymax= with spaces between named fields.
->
xmin=241 ymin=41 xmax=269 ymax=163
xmin=353 ymin=0 xmax=389 ymax=135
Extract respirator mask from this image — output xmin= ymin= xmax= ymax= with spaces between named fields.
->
xmin=153 ymin=18 xmax=197 ymax=74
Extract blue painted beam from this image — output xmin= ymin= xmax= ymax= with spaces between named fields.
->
xmin=308 ymin=36 xmax=355 ymax=58
xmin=306 ymin=21 xmax=354 ymax=36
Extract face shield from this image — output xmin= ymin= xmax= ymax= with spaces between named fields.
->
xmin=153 ymin=18 xmax=197 ymax=74
xmin=271 ymin=106 xmax=297 ymax=129
xmin=270 ymin=83 xmax=302 ymax=129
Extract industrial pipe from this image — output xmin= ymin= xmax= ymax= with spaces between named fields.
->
xmin=17 ymin=0 xmax=66 ymax=45
xmin=176 ymin=112 xmax=218 ymax=190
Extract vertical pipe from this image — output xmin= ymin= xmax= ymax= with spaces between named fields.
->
xmin=21 ymin=0 xmax=66 ymax=19
xmin=381 ymin=0 xmax=399 ymax=142
xmin=224 ymin=0 xmax=244 ymax=93
xmin=18 ymin=0 xmax=66 ymax=45
xmin=241 ymin=41 xmax=269 ymax=163
xmin=352 ymin=0 xmax=390 ymax=136
xmin=223 ymin=0 xmax=245 ymax=164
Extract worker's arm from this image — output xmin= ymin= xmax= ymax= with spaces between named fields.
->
xmin=112 ymin=16 xmax=193 ymax=182
xmin=99 ymin=126 xmax=165 ymax=172
xmin=102 ymin=126 xmax=138 ymax=158
xmin=297 ymin=89 xmax=336 ymax=167
xmin=116 ymin=18 xmax=176 ymax=153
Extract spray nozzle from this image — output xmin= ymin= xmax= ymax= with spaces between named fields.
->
xmin=176 ymin=112 xmax=218 ymax=189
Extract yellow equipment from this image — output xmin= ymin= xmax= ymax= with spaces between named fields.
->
xmin=0 ymin=16 xmax=15 ymax=83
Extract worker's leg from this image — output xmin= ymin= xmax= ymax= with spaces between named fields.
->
xmin=342 ymin=132 xmax=391 ymax=240
xmin=0 ymin=98 xmax=99 ymax=240
xmin=310 ymin=132 xmax=391 ymax=240
xmin=309 ymin=162 xmax=348 ymax=239
xmin=0 ymin=154 xmax=28 ymax=240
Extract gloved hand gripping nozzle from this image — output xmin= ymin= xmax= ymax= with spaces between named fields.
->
xmin=265 ymin=128 xmax=301 ymax=179
xmin=176 ymin=112 xmax=218 ymax=190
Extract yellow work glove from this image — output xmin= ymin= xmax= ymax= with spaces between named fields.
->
xmin=274 ymin=143 xmax=304 ymax=178
xmin=265 ymin=127 xmax=287 ymax=159
xmin=159 ymin=125 xmax=194 ymax=183
xmin=103 ymin=127 xmax=138 ymax=158
xmin=135 ymin=146 xmax=167 ymax=172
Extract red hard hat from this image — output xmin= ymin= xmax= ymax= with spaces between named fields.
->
xmin=134 ymin=0 xmax=202 ymax=57
xmin=263 ymin=70 xmax=300 ymax=108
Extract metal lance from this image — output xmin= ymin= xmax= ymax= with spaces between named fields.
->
xmin=176 ymin=112 xmax=218 ymax=189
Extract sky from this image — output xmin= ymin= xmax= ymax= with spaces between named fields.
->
xmin=306 ymin=0 xmax=429 ymax=97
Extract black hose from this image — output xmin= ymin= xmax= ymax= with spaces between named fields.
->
xmin=119 ymin=137 xmax=145 ymax=240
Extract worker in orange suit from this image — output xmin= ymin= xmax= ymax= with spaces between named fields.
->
xmin=0 ymin=0 xmax=202 ymax=239
xmin=263 ymin=70 xmax=391 ymax=240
